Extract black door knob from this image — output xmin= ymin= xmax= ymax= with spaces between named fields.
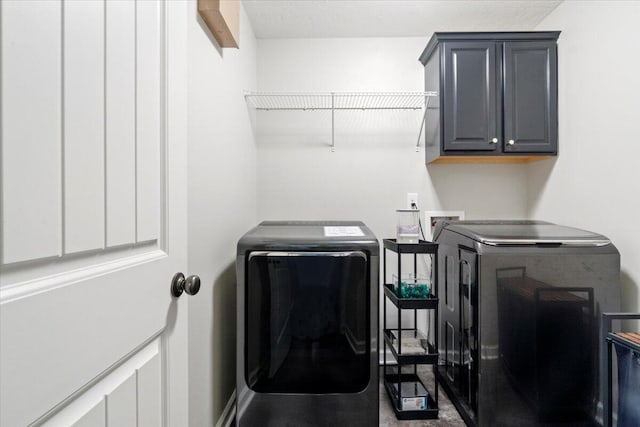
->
xmin=171 ymin=272 xmax=201 ymax=297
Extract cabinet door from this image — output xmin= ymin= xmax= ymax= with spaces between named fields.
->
xmin=442 ymin=41 xmax=499 ymax=152
xmin=503 ymin=41 xmax=558 ymax=153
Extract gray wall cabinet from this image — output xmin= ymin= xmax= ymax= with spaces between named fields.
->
xmin=419 ymin=32 xmax=559 ymax=164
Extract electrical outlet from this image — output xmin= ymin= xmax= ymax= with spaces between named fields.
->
xmin=407 ymin=193 xmax=418 ymax=209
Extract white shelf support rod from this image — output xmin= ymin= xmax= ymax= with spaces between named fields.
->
xmin=331 ymin=92 xmax=335 ymax=152
xmin=416 ymin=95 xmax=432 ymax=152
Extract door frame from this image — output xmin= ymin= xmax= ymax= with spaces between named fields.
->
xmin=162 ymin=1 xmax=189 ymax=426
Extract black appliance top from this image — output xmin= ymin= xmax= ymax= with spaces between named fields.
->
xmin=441 ymin=220 xmax=610 ymax=246
xmin=237 ymin=221 xmax=379 ymax=253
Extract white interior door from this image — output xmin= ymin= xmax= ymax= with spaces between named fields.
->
xmin=0 ymin=1 xmax=190 ymax=426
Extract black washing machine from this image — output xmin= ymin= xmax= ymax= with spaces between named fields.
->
xmin=433 ymin=220 xmax=621 ymax=427
xmin=236 ymin=221 xmax=379 ymax=427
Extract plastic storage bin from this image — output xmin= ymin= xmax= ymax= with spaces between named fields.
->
xmin=396 ymin=209 xmax=420 ymax=243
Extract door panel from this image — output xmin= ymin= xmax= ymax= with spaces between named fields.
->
xmin=503 ymin=41 xmax=558 ymax=153
xmin=44 ymin=339 xmax=162 ymax=427
xmin=137 ymin=353 xmax=163 ymax=427
xmin=0 ymin=1 xmax=188 ymax=426
xmin=63 ymin=0 xmax=105 ymax=254
xmin=105 ymin=0 xmax=137 ymax=248
xmin=70 ymin=401 xmax=106 ymax=427
xmin=1 ymin=254 xmax=169 ymax=426
xmin=1 ymin=0 xmax=62 ymax=264
xmin=441 ymin=254 xmax=458 ymax=382
xmin=135 ymin=0 xmax=162 ymax=244
xmin=443 ymin=41 xmax=499 ymax=152
xmin=459 ymin=248 xmax=478 ymax=411
xmin=106 ymin=374 xmax=137 ymax=427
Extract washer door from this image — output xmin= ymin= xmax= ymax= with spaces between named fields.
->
xmin=246 ymin=251 xmax=369 ymax=393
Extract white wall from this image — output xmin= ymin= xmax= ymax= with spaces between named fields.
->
xmin=531 ymin=1 xmax=640 ymax=316
xmin=256 ymin=38 xmax=529 ymax=240
xmin=187 ymin=2 xmax=257 ymax=426
xmin=183 ymin=4 xmax=639 ymax=424
xmin=255 ymin=37 xmax=529 ymax=352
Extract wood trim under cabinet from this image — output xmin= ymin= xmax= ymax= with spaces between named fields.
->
xmin=427 ymin=155 xmax=551 ymax=164
xmin=198 ymin=0 xmax=239 ymax=48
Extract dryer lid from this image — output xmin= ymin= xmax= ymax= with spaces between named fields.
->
xmin=444 ymin=220 xmax=611 ymax=246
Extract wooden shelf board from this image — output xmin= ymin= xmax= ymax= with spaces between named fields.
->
xmin=428 ymin=155 xmax=552 ymax=164
xmin=198 ymin=0 xmax=239 ymax=48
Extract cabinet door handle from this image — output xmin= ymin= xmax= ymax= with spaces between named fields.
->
xmin=507 ymin=139 xmax=515 ymax=145
xmin=491 ymin=138 xmax=498 ymax=144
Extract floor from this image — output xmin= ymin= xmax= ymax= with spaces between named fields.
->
xmin=379 ymin=366 xmax=465 ymax=427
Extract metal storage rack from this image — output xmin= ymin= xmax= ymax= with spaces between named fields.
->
xmin=244 ymin=91 xmax=438 ymax=151
xmin=382 ymin=238 xmax=439 ymax=420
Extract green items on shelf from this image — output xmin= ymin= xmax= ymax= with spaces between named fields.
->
xmin=393 ymin=274 xmax=430 ymax=298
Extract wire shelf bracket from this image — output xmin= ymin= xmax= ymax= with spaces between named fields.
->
xmin=244 ymin=91 xmax=438 ymax=151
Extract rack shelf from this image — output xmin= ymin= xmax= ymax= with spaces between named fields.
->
xmin=384 ymin=374 xmax=439 ymax=420
xmin=384 ymin=329 xmax=439 ymax=365
xmin=383 ymin=284 xmax=438 ymax=309
xmin=383 ymin=238 xmax=438 ymax=254
xmin=244 ymin=91 xmax=438 ymax=151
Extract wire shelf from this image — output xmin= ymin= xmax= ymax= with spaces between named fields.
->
xmin=245 ymin=91 xmax=437 ymax=111
xmin=244 ymin=91 xmax=438 ymax=151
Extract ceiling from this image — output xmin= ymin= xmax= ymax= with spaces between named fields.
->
xmin=243 ymin=0 xmax=563 ymax=39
